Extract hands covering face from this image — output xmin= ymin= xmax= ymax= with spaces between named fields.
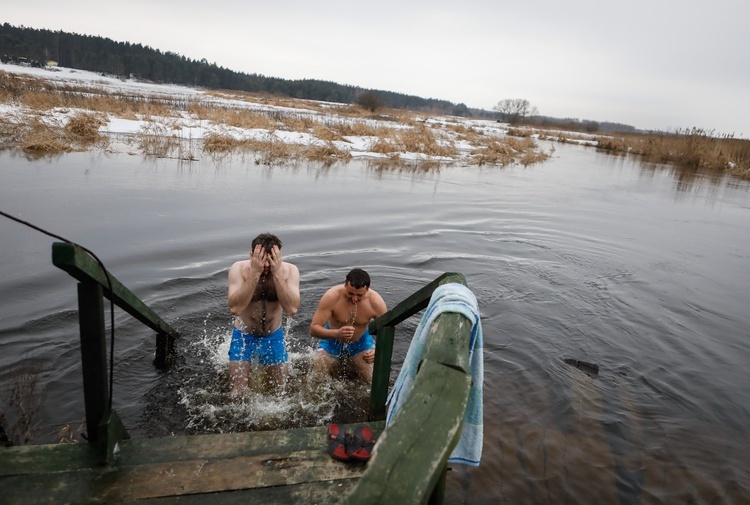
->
xmin=249 ymin=244 xmax=282 ymax=275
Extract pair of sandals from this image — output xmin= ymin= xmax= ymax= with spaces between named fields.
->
xmin=327 ymin=424 xmax=376 ymax=462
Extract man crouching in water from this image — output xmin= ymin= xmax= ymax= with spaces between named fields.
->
xmin=228 ymin=233 xmax=300 ymax=396
xmin=310 ymin=268 xmax=387 ymax=384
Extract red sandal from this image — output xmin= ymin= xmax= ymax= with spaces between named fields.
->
xmin=347 ymin=426 xmax=376 ymax=461
xmin=327 ymin=424 xmax=350 ymax=461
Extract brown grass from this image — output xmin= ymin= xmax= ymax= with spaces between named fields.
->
xmin=595 ymin=128 xmax=750 ymax=177
xmin=1 ymin=362 xmax=45 ymax=446
xmin=203 ymin=132 xmax=242 ymax=152
xmin=470 ymin=135 xmax=549 ymax=166
xmin=1 ymin=70 xmax=178 ymax=119
xmin=64 ymin=112 xmax=106 ymax=140
xmin=187 ymin=103 xmax=277 ymax=130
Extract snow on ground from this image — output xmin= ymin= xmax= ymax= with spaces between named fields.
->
xmin=1 ymin=62 xmax=549 ymax=163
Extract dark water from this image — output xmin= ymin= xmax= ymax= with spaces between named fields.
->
xmin=1 ymin=145 xmax=749 ymax=503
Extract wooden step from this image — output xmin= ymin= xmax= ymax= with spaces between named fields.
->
xmin=0 ymin=422 xmax=385 ymax=504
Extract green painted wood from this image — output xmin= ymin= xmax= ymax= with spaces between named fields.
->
xmin=116 ymin=479 xmax=360 ymax=504
xmin=115 ymin=423 xmax=384 ymax=466
xmin=368 ymin=272 xmax=466 ymax=334
xmin=0 ymin=442 xmax=100 ymax=476
xmin=0 ymin=424 xmax=384 ymax=504
xmin=345 ymin=360 xmax=472 ymax=505
xmin=369 ymin=325 xmax=395 ymax=420
xmin=78 ymin=281 xmax=109 ymax=445
xmin=421 ymin=313 xmax=472 ymax=374
xmin=98 ymin=410 xmax=130 ymax=465
xmin=52 ymin=242 xmax=179 ymax=339
xmin=154 ymin=331 xmax=176 ymax=368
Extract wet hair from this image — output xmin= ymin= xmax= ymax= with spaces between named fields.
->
xmin=345 ymin=268 xmax=371 ymax=289
xmin=251 ymin=233 xmax=282 ymax=253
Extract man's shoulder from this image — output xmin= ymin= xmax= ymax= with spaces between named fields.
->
xmin=365 ymin=289 xmax=387 ymax=313
xmin=282 ymin=261 xmax=299 ymax=273
xmin=229 ymin=259 xmax=249 ymax=273
xmin=321 ymin=284 xmax=344 ymax=300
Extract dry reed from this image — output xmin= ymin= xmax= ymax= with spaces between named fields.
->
xmin=595 ymin=128 xmax=750 ymax=177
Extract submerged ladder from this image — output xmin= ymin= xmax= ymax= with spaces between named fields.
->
xmin=0 ymin=243 xmax=475 ymax=504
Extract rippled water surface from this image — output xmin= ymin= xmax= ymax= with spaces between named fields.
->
xmin=1 ymin=145 xmax=749 ymax=503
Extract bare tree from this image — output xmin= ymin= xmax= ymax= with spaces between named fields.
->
xmin=493 ymin=98 xmax=539 ymax=124
xmin=355 ymin=91 xmax=384 ymax=113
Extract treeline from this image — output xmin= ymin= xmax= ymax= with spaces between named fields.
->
xmin=531 ymin=116 xmax=636 ymax=134
xmin=0 ymin=23 xmax=638 ymax=130
xmin=0 ymin=23 xmax=466 ymax=115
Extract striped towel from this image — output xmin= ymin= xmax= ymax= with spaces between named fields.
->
xmin=386 ymin=282 xmax=484 ymax=466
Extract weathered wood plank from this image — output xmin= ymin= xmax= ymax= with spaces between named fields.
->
xmin=0 ymin=424 xmax=385 ymax=504
xmin=97 ymin=448 xmax=366 ymax=501
xmin=422 ymin=312 xmax=472 ymax=374
xmin=0 ymin=441 xmax=100 ymax=475
xmin=117 ymin=424 xmax=384 ymax=465
xmin=0 ymin=456 xmax=364 ymax=505
xmin=52 ymin=242 xmax=179 ymax=339
xmin=117 ymin=479 xmax=361 ymax=504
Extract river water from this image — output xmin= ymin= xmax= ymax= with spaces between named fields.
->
xmin=1 ymin=144 xmax=748 ymax=503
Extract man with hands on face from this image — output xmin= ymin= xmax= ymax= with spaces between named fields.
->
xmin=227 ymin=233 xmax=300 ymax=395
xmin=309 ymin=268 xmax=387 ymax=384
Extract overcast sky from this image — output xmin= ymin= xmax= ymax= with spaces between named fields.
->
xmin=4 ymin=1 xmax=749 ymax=135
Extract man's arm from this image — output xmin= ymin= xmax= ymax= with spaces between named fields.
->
xmin=310 ymin=289 xmax=351 ymax=341
xmin=228 ymin=245 xmax=265 ymax=315
xmin=370 ymin=290 xmax=388 ymax=320
xmin=228 ymin=262 xmax=259 ymax=315
xmin=267 ymin=245 xmax=300 ymax=316
xmin=274 ymin=263 xmax=300 ymax=317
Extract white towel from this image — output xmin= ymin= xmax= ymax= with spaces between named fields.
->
xmin=386 ymin=282 xmax=484 ymax=466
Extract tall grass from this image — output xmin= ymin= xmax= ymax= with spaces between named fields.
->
xmin=512 ymin=119 xmax=750 ymax=179
xmin=595 ymin=128 xmax=750 ymax=177
xmin=1 ymin=362 xmax=45 ymax=446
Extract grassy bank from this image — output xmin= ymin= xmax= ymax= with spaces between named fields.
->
xmin=0 ymin=69 xmax=550 ymax=167
xmin=509 ymin=125 xmax=750 ymax=179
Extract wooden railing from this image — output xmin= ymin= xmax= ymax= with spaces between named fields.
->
xmin=52 ymin=242 xmax=180 ymax=462
xmin=368 ymin=272 xmax=469 ymax=420
xmin=357 ymin=272 xmax=474 ymax=505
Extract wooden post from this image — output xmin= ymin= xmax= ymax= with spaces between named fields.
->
xmin=154 ymin=332 xmax=175 ymax=368
xmin=77 ymin=282 xmax=108 ymax=444
xmin=369 ymin=325 xmax=395 ymax=420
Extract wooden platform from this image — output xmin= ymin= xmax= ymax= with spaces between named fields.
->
xmin=0 ymin=422 xmax=384 ymax=504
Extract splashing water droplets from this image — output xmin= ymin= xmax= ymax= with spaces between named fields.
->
xmin=169 ymin=320 xmax=371 ymax=435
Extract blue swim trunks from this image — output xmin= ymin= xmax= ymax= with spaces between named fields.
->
xmin=228 ymin=326 xmax=288 ymax=365
xmin=317 ymin=324 xmax=375 ymax=358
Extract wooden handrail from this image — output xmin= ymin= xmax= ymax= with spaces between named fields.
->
xmin=350 ymin=309 xmax=474 ymax=505
xmin=51 ymin=242 xmax=180 ymax=462
xmin=368 ymin=272 xmax=467 ymax=420
xmin=52 ymin=242 xmax=179 ymax=340
xmin=368 ymin=272 xmax=467 ymax=332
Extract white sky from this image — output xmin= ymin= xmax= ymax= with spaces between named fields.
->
xmin=3 ymin=1 xmax=749 ymax=135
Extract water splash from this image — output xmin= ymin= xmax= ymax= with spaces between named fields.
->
xmin=172 ymin=317 xmax=371 ymax=435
